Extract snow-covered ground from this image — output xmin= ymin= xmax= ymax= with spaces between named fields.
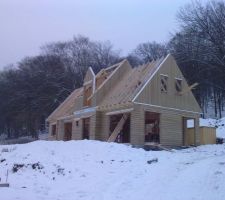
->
xmin=0 ymin=140 xmax=225 ymax=200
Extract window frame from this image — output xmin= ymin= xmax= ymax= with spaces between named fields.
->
xmin=160 ymin=74 xmax=169 ymax=93
xmin=175 ymin=78 xmax=183 ymax=95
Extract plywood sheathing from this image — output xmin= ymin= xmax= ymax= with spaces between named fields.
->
xmin=98 ymin=58 xmax=164 ymax=110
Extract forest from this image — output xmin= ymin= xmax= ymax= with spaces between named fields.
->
xmin=0 ymin=0 xmax=225 ymax=138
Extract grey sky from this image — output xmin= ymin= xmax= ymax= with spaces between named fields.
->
xmin=0 ymin=0 xmax=195 ymax=68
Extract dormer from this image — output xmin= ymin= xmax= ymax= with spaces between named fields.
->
xmin=95 ymin=63 xmax=120 ymax=89
xmin=92 ymin=59 xmax=132 ymax=106
xmin=83 ymin=67 xmax=95 ymax=107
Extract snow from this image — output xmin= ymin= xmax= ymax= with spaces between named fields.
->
xmin=0 ymin=140 xmax=225 ymax=200
xmin=187 ymin=117 xmax=225 ymax=139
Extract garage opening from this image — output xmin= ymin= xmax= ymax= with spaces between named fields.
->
xmin=183 ymin=117 xmax=197 ymax=146
xmin=64 ymin=122 xmax=72 ymax=141
xmin=83 ymin=118 xmax=90 ymax=139
xmin=145 ymin=112 xmax=160 ymax=143
xmin=109 ymin=114 xmax=130 ymax=143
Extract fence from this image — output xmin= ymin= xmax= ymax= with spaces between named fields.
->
xmin=186 ymin=127 xmax=216 ymax=145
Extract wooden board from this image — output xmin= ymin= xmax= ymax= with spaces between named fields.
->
xmin=108 ymin=113 xmax=129 ymax=142
xmin=186 ymin=127 xmax=216 ymax=145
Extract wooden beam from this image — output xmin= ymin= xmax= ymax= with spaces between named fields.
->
xmin=179 ymin=83 xmax=199 ymax=95
xmin=107 ymin=113 xmax=129 ymax=142
xmin=106 ymin=108 xmax=134 ymax=116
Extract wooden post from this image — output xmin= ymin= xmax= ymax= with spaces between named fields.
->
xmin=194 ymin=118 xmax=200 ymax=146
xmin=130 ymin=104 xmax=145 ymax=146
xmin=57 ymin=120 xmax=64 ymax=140
xmin=182 ymin=117 xmax=187 ymax=146
xmin=90 ymin=115 xmax=96 ymax=140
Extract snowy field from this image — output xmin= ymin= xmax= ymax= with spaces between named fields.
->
xmin=0 ymin=140 xmax=225 ymax=200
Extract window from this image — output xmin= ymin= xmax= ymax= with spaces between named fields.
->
xmin=145 ymin=112 xmax=160 ymax=143
xmin=175 ymin=78 xmax=182 ymax=94
xmin=83 ymin=118 xmax=90 ymax=139
xmin=76 ymin=121 xmax=79 ymax=127
xmin=160 ymin=75 xmax=168 ymax=93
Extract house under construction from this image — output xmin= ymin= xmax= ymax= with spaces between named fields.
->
xmin=46 ymin=54 xmax=202 ymax=147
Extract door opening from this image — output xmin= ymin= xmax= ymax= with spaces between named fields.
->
xmin=83 ymin=118 xmax=90 ymax=139
xmin=64 ymin=122 xmax=72 ymax=141
xmin=109 ymin=114 xmax=130 ymax=143
xmin=145 ymin=112 xmax=160 ymax=143
xmin=183 ymin=117 xmax=196 ymax=146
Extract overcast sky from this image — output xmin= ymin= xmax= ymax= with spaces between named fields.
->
xmin=0 ymin=0 xmax=200 ymax=68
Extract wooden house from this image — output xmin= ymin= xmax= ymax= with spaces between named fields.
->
xmin=46 ymin=54 xmax=202 ymax=147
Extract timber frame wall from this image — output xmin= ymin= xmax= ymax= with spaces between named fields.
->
xmin=47 ymin=55 xmax=202 ymax=147
xmin=48 ymin=103 xmax=200 ymax=147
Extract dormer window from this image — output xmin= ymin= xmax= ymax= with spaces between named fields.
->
xmin=175 ymin=78 xmax=182 ymax=94
xmin=160 ymin=74 xmax=168 ymax=93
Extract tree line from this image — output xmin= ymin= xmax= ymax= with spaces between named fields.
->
xmin=0 ymin=0 xmax=225 ymax=138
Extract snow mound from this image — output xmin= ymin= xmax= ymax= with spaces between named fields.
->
xmin=0 ymin=140 xmax=225 ymax=200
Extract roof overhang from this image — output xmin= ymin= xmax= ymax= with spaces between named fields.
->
xmin=133 ymin=102 xmax=202 ymax=115
xmin=106 ymin=108 xmax=134 ymax=116
xmin=97 ymin=101 xmax=133 ymax=111
xmin=74 ymin=107 xmax=97 ymax=118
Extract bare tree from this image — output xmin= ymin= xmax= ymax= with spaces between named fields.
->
xmin=169 ymin=0 xmax=225 ymax=118
xmin=0 ymin=35 xmax=121 ymax=138
xmin=130 ymin=41 xmax=168 ymax=64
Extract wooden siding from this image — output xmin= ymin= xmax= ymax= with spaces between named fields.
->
xmin=130 ymin=104 xmax=145 ymax=145
xmin=72 ymin=119 xmax=83 ymax=140
xmin=48 ymin=122 xmax=57 ymax=140
xmin=74 ymin=96 xmax=84 ymax=111
xmin=94 ymin=111 xmax=104 ymax=140
xmin=160 ymin=113 xmax=183 ymax=146
xmin=97 ymin=112 xmax=110 ymax=141
xmin=186 ymin=127 xmax=216 ymax=145
xmin=135 ymin=55 xmax=201 ymax=113
xmin=194 ymin=118 xmax=200 ymax=145
xmin=89 ymin=115 xmax=96 ymax=140
xmin=56 ymin=120 xmax=64 ymax=140
xmin=49 ymin=104 xmax=200 ymax=147
xmin=46 ymin=55 xmax=202 ymax=147
xmin=131 ymin=103 xmax=200 ymax=146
